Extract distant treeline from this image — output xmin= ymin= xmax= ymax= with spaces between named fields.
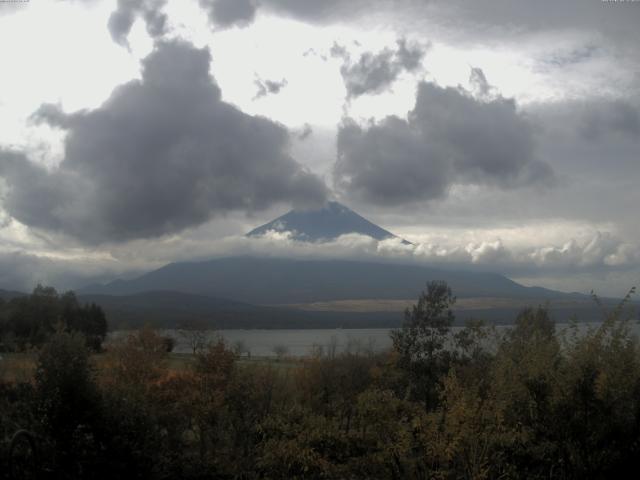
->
xmin=1 ymin=282 xmax=639 ymax=479
xmin=0 ymin=285 xmax=108 ymax=352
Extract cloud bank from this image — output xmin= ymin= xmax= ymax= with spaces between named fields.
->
xmin=2 ymin=228 xmax=637 ymax=294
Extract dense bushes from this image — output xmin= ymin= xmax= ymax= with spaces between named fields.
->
xmin=1 ymin=282 xmax=639 ymax=479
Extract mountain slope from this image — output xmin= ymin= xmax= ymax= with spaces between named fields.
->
xmin=247 ymin=201 xmax=409 ymax=243
xmin=80 ymin=256 xmax=582 ymax=305
xmin=0 ymin=289 xmax=26 ymax=301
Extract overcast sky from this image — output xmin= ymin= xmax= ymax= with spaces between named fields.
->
xmin=0 ymin=0 xmax=639 ymax=296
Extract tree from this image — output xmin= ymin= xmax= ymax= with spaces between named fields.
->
xmin=5 ymin=286 xmax=107 ymax=351
xmin=192 ymin=338 xmax=236 ymax=465
xmin=272 ymin=344 xmax=289 ymax=360
xmin=179 ymin=320 xmax=209 ymax=355
xmin=161 ymin=335 xmax=176 ymax=353
xmin=63 ymin=292 xmax=108 ymax=351
xmin=391 ymin=280 xmax=456 ymax=410
xmin=97 ymin=327 xmax=175 ymax=478
xmin=102 ymin=326 xmax=170 ymax=388
xmin=232 ymin=339 xmax=248 ymax=357
xmin=34 ymin=331 xmax=101 ymax=474
xmin=0 ymin=296 xmax=7 ymax=348
xmin=8 ymin=285 xmax=60 ymax=349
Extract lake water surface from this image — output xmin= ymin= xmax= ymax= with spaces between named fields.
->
xmin=110 ymin=321 xmax=638 ymax=357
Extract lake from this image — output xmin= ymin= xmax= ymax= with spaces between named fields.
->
xmin=110 ymin=321 xmax=639 ymax=357
xmin=109 ymin=328 xmax=395 ymax=356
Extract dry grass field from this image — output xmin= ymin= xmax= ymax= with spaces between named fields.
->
xmin=0 ymin=352 xmax=299 ymax=384
xmin=279 ymin=297 xmax=592 ymax=313
xmin=0 ymin=353 xmax=37 ymax=383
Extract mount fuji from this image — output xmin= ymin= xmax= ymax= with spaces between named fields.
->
xmin=247 ymin=201 xmax=411 ymax=244
xmin=77 ymin=202 xmax=607 ymax=328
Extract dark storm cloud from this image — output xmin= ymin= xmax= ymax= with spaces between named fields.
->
xmin=544 ymin=45 xmax=599 ymax=68
xmin=395 ymin=38 xmax=424 ymax=71
xmin=0 ymin=250 xmax=124 ymax=293
xmin=333 ymin=39 xmax=426 ymax=98
xmin=199 ymin=0 xmax=257 ymax=28
xmin=335 ymin=115 xmax=451 ymax=205
xmin=522 ymin=98 xmax=640 ymax=231
xmin=579 ymin=100 xmax=640 ymax=141
xmin=108 ymin=0 xmax=168 ymax=46
xmin=442 ymin=0 xmax=640 ymax=45
xmin=0 ymin=251 xmax=65 ymax=292
xmin=30 ymin=103 xmax=73 ymax=129
xmin=334 ymin=80 xmax=553 ymax=205
xmin=254 ymin=77 xmax=288 ymax=99
xmin=0 ymin=40 xmax=327 ymax=244
xmin=192 ymin=0 xmax=640 ymax=42
xmin=0 ymin=152 xmax=76 ymax=235
xmin=252 ymin=0 xmax=372 ymax=24
xmin=200 ymin=0 xmax=356 ymax=27
xmin=198 ymin=0 xmax=425 ymax=27
xmin=200 ymin=0 xmax=368 ymax=29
